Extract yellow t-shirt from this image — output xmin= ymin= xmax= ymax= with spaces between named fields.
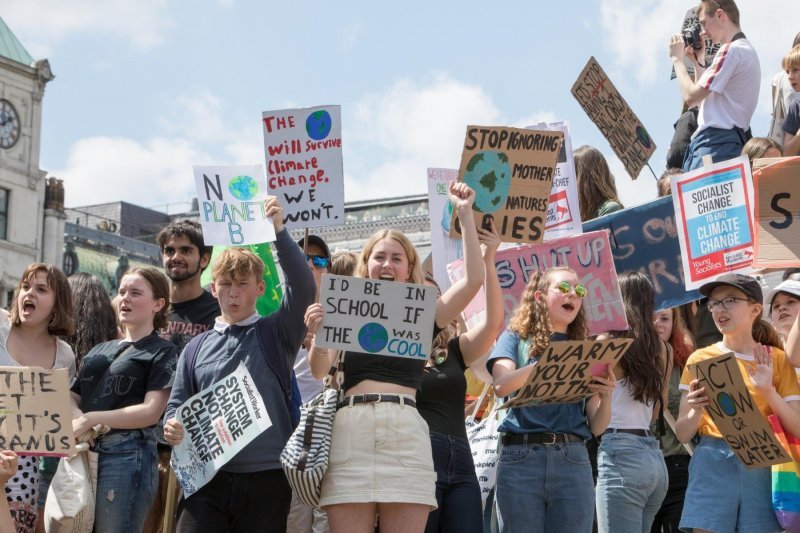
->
xmin=679 ymin=343 xmax=800 ymax=438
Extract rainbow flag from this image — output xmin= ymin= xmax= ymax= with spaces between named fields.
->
xmin=769 ymin=414 xmax=800 ymax=532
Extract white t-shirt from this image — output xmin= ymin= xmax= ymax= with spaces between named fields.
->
xmin=695 ymin=38 xmax=761 ymax=136
xmin=293 ymin=347 xmax=323 ymax=402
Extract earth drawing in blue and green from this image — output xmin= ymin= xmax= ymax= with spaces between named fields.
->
xmin=358 ymin=322 xmax=389 ymax=353
xmin=228 ymin=175 xmax=259 ymax=201
xmin=306 ymin=110 xmax=332 ymax=141
xmin=462 ymin=151 xmax=511 ymax=214
xmin=717 ymin=392 xmax=737 ymax=416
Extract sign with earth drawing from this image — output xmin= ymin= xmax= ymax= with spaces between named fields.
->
xmin=572 ymin=57 xmax=656 ymax=179
xmin=316 ymin=274 xmax=438 ymax=360
xmin=262 ymin=105 xmax=344 ymax=230
xmin=450 ymin=125 xmax=564 ymax=245
xmin=193 ymin=164 xmax=276 ymax=246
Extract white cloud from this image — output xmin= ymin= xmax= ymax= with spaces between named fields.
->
xmin=2 ymin=0 xmax=172 ymax=56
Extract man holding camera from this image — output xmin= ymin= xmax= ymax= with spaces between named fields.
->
xmin=669 ymin=0 xmax=760 ymax=171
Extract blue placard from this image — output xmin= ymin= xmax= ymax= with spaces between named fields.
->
xmin=583 ymin=197 xmax=701 ymax=310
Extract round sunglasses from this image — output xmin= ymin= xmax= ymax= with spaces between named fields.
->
xmin=552 ymin=280 xmax=587 ymax=298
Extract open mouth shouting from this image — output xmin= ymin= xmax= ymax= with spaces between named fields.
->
xmin=21 ymin=299 xmax=36 ymax=316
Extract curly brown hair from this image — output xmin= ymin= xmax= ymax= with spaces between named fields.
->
xmin=508 ymin=267 xmax=587 ymax=360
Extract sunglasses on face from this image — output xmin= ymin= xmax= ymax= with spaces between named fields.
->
xmin=553 ymin=280 xmax=587 ymax=298
xmin=306 ymin=255 xmax=329 ymax=269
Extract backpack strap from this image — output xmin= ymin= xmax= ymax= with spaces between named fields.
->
xmin=182 ymin=329 xmax=213 ymax=396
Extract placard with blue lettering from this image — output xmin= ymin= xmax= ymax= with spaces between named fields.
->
xmin=582 ymin=196 xmax=701 ymax=311
xmin=170 ymin=363 xmax=272 ymax=497
xmin=262 ymin=105 xmax=344 ymax=230
xmin=193 ymin=164 xmax=276 ymax=246
xmin=317 ymin=274 xmax=437 ymax=359
xmin=671 ymin=155 xmax=755 ymax=289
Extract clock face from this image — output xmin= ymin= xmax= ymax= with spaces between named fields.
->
xmin=0 ymin=99 xmax=20 ymax=149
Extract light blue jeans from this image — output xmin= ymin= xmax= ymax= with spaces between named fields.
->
xmin=93 ymin=428 xmax=159 ymax=533
xmin=494 ymin=441 xmax=594 ymax=533
xmin=596 ymin=432 xmax=668 ymax=533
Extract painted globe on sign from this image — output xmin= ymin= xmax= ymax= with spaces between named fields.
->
xmin=358 ymin=322 xmax=389 ymax=353
xmin=462 ymin=151 xmax=511 ymax=214
xmin=440 ymin=200 xmax=453 ymax=233
xmin=306 ymin=110 xmax=332 ymax=141
xmin=228 ymin=175 xmax=259 ymax=201
xmin=717 ymin=392 xmax=737 ymax=416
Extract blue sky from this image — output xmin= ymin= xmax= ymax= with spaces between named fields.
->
xmin=5 ymin=0 xmax=799 ymax=213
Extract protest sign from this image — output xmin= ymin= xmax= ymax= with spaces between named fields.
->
xmin=0 ymin=367 xmax=74 ymax=456
xmin=571 ymin=57 xmax=656 ymax=179
xmin=583 ymin=196 xmax=701 ymax=310
xmin=670 ymin=8 xmax=720 ymax=80
xmin=262 ymin=105 xmax=344 ymax=229
xmin=427 ymin=168 xmax=464 ymax=291
xmin=448 ymin=230 xmax=627 ymax=336
xmin=690 ymin=353 xmax=790 ymax=468
xmin=450 ymin=125 xmax=563 ymax=244
xmin=753 ymin=157 xmax=800 ymax=268
xmin=193 ymin=165 xmax=276 ymax=246
xmin=501 ymin=339 xmax=632 ymax=408
xmin=317 ymin=274 xmax=437 ymax=359
xmin=170 ymin=363 xmax=272 ymax=497
xmin=671 ymin=155 xmax=755 ymax=289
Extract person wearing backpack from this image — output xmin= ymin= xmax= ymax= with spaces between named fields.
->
xmin=163 ymin=197 xmax=315 ymax=533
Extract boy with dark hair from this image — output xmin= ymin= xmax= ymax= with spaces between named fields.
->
xmin=163 ymin=197 xmax=315 ymax=532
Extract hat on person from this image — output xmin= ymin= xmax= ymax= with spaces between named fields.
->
xmin=698 ymin=273 xmax=763 ymax=302
xmin=766 ymin=280 xmax=800 ymax=306
xmin=297 ymin=234 xmax=331 ymax=259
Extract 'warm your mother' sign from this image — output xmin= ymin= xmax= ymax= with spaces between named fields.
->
xmin=193 ymin=164 xmax=275 ymax=246
xmin=317 ymin=274 xmax=437 ymax=359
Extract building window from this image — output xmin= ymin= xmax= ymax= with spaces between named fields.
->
xmin=0 ymin=188 xmax=7 ymax=240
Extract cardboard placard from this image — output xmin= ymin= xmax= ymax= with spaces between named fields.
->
xmin=427 ymin=168 xmax=464 ymax=292
xmin=0 ymin=367 xmax=74 ymax=456
xmin=448 ymin=231 xmax=627 ymax=336
xmin=671 ymin=155 xmax=755 ymax=289
xmin=571 ymin=57 xmax=656 ymax=179
xmin=317 ymin=274 xmax=437 ymax=359
xmin=170 ymin=363 xmax=272 ymax=497
xmin=753 ymin=157 xmax=800 ymax=268
xmin=501 ymin=339 xmax=632 ymax=408
xmin=450 ymin=125 xmax=563 ymax=244
xmin=690 ymin=353 xmax=790 ymax=468
xmin=262 ymin=105 xmax=344 ymax=229
xmin=583 ymin=196 xmax=701 ymax=311
xmin=193 ymin=164 xmax=276 ymax=246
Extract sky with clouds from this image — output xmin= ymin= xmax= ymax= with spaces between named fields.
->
xmin=4 ymin=0 xmax=799 ymax=213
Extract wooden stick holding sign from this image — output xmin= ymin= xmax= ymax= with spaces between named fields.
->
xmin=689 ymin=353 xmax=790 ymax=468
xmin=0 ymin=367 xmax=74 ymax=456
xmin=501 ymin=339 xmax=632 ymax=409
xmin=753 ymin=157 xmax=800 ymax=268
xmin=316 ymin=274 xmax=437 ymax=359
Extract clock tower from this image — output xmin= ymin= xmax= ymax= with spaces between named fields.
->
xmin=0 ymin=17 xmax=59 ymax=307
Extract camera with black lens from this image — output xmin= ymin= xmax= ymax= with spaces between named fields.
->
xmin=682 ymin=24 xmax=703 ymax=50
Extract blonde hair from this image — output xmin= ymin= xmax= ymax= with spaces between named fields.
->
xmin=508 ymin=267 xmax=587 ymax=360
xmin=783 ymin=44 xmax=800 ymax=72
xmin=573 ymin=145 xmax=623 ymax=220
xmin=211 ymin=247 xmax=265 ymax=282
xmin=354 ymin=230 xmax=423 ymax=284
xmin=741 ymin=137 xmax=782 ymax=164
xmin=330 ymin=250 xmax=358 ymax=277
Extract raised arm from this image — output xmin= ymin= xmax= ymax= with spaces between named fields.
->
xmin=669 ymin=34 xmax=710 ymax=108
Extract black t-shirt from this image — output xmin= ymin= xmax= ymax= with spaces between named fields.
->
xmin=417 ymin=336 xmax=468 ymax=439
xmin=71 ymin=332 xmax=178 ymax=414
xmin=158 ymin=290 xmax=220 ymax=352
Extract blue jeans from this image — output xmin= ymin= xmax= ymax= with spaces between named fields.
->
xmin=596 ymin=433 xmax=668 ymax=533
xmin=425 ymin=432 xmax=482 ymax=533
xmin=495 ymin=440 xmax=594 ymax=533
xmin=682 ymin=126 xmax=749 ymax=171
xmin=93 ymin=428 xmax=159 ymax=533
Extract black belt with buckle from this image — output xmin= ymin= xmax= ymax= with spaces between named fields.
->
xmin=501 ymin=433 xmax=584 ymax=446
xmin=603 ymin=428 xmax=654 ymax=438
xmin=338 ymin=394 xmax=416 ymax=409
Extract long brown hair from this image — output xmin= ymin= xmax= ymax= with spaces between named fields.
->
xmin=508 ymin=267 xmax=587 ymax=360
xmin=10 ymin=263 xmax=74 ymax=336
xmin=667 ymin=307 xmax=694 ymax=371
xmin=573 ymin=145 xmax=623 ymax=220
xmin=613 ymin=272 xmax=664 ymax=404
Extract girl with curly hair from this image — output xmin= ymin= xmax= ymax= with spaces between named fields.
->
xmin=488 ymin=266 xmax=616 ymax=533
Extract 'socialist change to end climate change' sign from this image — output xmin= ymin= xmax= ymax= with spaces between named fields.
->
xmin=671 ymin=155 xmax=755 ymax=290
xmin=316 ymin=274 xmax=437 ymax=359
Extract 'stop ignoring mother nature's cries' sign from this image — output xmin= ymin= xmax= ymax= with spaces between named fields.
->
xmin=262 ymin=105 xmax=344 ymax=230
xmin=753 ymin=157 xmax=800 ymax=268
xmin=316 ymin=274 xmax=437 ymax=359
xmin=671 ymin=155 xmax=755 ymax=289
xmin=193 ymin=164 xmax=276 ymax=246
xmin=571 ymin=57 xmax=656 ymax=179
xmin=451 ymin=125 xmax=563 ymax=244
